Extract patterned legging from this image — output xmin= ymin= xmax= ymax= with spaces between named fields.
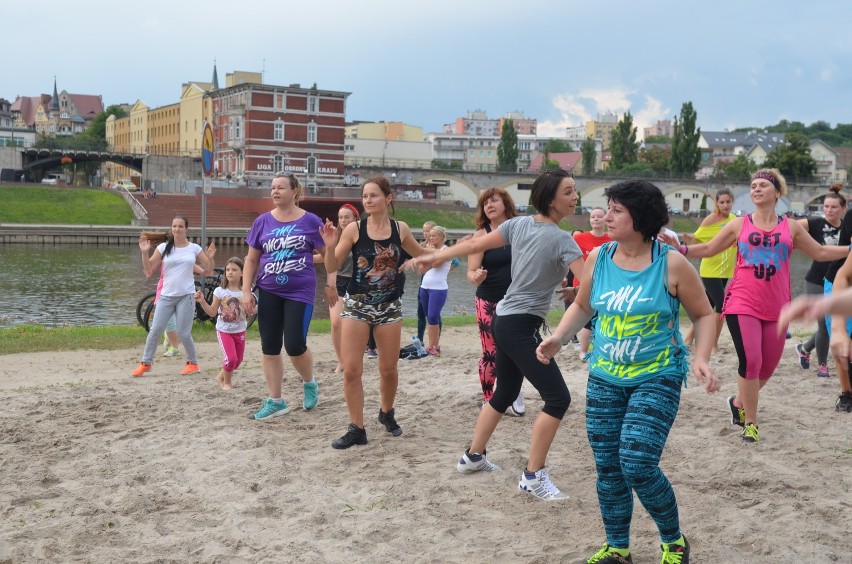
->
xmin=586 ymin=372 xmax=683 ymax=548
xmin=475 ymin=297 xmax=498 ymax=401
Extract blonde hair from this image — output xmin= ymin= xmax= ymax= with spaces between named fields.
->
xmin=430 ymin=225 xmax=447 ymax=241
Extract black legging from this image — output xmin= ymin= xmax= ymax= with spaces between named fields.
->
xmin=257 ymin=288 xmax=312 ymax=357
xmin=491 ymin=313 xmax=571 ymax=419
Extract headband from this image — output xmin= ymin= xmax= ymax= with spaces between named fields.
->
xmin=753 ymin=171 xmax=781 ymax=191
xmin=340 ymin=203 xmax=360 ymax=218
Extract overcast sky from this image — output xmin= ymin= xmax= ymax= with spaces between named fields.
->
xmin=4 ymin=0 xmax=850 ymax=138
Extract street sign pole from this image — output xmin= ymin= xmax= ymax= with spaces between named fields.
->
xmin=201 ymin=122 xmax=215 ymax=282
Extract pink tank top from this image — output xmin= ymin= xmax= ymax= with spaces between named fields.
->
xmin=722 ymin=214 xmax=792 ymax=320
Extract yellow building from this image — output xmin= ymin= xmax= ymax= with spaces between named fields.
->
xmin=129 ymin=100 xmax=149 ymax=155
xmin=179 ymin=82 xmax=213 ymax=157
xmin=148 ymin=102 xmax=180 ymax=156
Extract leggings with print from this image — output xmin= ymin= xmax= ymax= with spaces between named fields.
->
xmin=586 ymin=372 xmax=683 ymax=547
xmin=217 ymin=330 xmax=246 ymax=372
xmin=475 ymin=297 xmax=498 ymax=401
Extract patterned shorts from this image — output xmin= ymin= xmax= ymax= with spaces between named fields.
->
xmin=340 ymin=294 xmax=403 ymax=326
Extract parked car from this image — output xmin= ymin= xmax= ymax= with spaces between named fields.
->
xmin=41 ymin=173 xmax=62 ymax=185
xmin=116 ymin=180 xmax=139 ymax=191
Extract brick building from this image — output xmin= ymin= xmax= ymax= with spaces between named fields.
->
xmin=206 ymin=81 xmax=350 ymax=190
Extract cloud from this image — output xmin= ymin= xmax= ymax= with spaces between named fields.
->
xmin=537 ymin=89 xmax=669 ymax=139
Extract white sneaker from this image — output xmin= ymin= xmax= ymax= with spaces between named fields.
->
xmin=457 ymin=451 xmax=501 ymax=473
xmin=163 ymin=346 xmax=181 ymax=357
xmin=518 ymin=467 xmax=569 ymax=500
xmin=510 ymin=394 xmax=526 ymax=416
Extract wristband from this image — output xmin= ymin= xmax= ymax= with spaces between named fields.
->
xmin=679 ymin=244 xmax=688 ymax=255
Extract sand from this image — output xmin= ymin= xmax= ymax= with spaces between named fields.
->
xmin=1 ymin=322 xmax=850 ymax=563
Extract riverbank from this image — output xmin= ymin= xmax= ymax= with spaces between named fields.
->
xmin=1 ymin=322 xmax=850 ymax=562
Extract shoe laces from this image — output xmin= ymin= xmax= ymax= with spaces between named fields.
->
xmin=660 ymin=541 xmax=686 ymax=563
xmin=535 ymin=469 xmax=561 ymax=496
xmin=588 ymin=544 xmax=628 ymax=563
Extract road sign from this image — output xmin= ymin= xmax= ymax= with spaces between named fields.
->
xmin=202 ymin=122 xmax=214 ymax=176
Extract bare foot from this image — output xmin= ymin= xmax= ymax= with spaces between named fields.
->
xmin=334 ymin=364 xmax=343 ymax=373
xmin=216 ymin=369 xmax=227 ymax=390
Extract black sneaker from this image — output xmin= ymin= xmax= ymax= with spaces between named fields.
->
xmin=332 ymin=424 xmax=368 ymax=449
xmin=378 ymin=408 xmax=403 ymax=436
xmin=727 ymin=396 xmax=745 ymax=427
xmin=836 ymin=392 xmax=852 ymax=413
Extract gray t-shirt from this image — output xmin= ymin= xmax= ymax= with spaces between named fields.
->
xmin=496 ymin=215 xmax=582 ymax=319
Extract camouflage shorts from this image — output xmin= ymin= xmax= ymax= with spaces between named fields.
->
xmin=340 ymin=294 xmax=403 ymax=326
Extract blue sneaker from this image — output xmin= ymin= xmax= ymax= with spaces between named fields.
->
xmin=303 ymin=380 xmax=319 ymax=410
xmin=253 ymin=398 xmax=289 ymax=420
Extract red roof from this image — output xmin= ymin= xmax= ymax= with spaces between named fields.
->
xmin=11 ymin=94 xmax=51 ymax=126
xmin=68 ymin=93 xmax=104 ymax=119
xmin=525 ymin=151 xmax=582 ymax=173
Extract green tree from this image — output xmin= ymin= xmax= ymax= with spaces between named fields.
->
xmin=764 ymin=132 xmax=817 ymax=181
xmin=644 ymin=134 xmax=671 ymax=144
xmin=700 ymin=193 xmax=708 ymax=213
xmin=638 ymin=145 xmax=672 ymax=175
xmin=712 ymin=154 xmax=757 ymax=181
xmin=542 ymin=139 xmax=572 ymax=154
xmin=669 ymin=101 xmax=702 ymax=178
xmin=581 ymin=137 xmax=596 ymax=175
xmin=83 ymin=105 xmax=128 ymax=143
xmin=608 ymin=111 xmax=639 ymax=171
xmin=497 ymin=119 xmax=519 ymax=172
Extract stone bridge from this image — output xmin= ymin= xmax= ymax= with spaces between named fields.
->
xmin=352 ymin=165 xmax=831 ymax=213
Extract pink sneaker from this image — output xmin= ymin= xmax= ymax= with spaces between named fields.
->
xmin=426 ymin=346 xmax=441 ymax=357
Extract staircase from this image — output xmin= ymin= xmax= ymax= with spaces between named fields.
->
xmin=142 ymin=194 xmax=260 ymax=229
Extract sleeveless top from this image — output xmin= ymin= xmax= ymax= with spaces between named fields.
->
xmin=588 ymin=241 xmax=688 ymax=386
xmin=693 ymin=213 xmax=736 ymax=279
xmin=721 ymin=214 xmax=792 ymax=320
xmin=346 ymin=219 xmax=405 ymax=305
xmin=804 ymin=217 xmax=841 ymax=284
xmin=476 ymin=223 xmax=512 ymax=303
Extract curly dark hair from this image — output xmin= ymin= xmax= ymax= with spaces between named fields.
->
xmin=530 ymin=168 xmax=574 ymax=217
xmin=604 ymin=179 xmax=669 ymax=242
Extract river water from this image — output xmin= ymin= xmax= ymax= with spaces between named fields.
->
xmin=0 ymin=243 xmax=481 ymax=328
xmin=0 ymin=243 xmax=816 ymax=328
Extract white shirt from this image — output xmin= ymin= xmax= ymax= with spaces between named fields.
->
xmin=158 ymin=242 xmax=202 ymax=296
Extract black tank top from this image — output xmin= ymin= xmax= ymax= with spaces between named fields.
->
xmin=346 ymin=219 xmax=405 ymax=305
xmin=476 ymin=223 xmax=512 ymax=303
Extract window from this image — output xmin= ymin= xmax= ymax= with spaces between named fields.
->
xmin=274 ymin=155 xmax=283 ymax=171
xmin=307 ymin=156 xmax=317 ymax=175
xmin=235 ymin=119 xmax=242 ymax=140
xmin=60 ymin=112 xmax=68 ymax=119
xmin=308 ymin=95 xmax=318 ymax=113
xmin=307 ymin=122 xmax=317 ymax=144
xmin=276 ymin=94 xmax=284 ymax=109
xmin=274 ymin=121 xmax=283 ymax=141
xmin=675 ymin=192 xmax=681 ymax=198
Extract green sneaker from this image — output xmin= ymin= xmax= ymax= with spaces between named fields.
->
xmin=741 ymin=423 xmax=759 ymax=443
xmin=588 ymin=543 xmax=633 ymax=563
xmin=303 ymin=380 xmax=319 ymax=410
xmin=252 ymin=398 xmax=289 ymax=420
xmin=660 ymin=535 xmax=690 ymax=563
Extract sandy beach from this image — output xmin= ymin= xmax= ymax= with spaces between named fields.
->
xmin=1 ymin=322 xmax=850 ymax=563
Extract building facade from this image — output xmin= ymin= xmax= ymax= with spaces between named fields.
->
xmin=206 ymin=81 xmax=350 ymax=189
xmin=11 ymin=79 xmax=103 ymax=137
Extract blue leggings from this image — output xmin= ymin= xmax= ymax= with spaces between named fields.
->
xmin=586 ymin=372 xmax=683 ymax=548
xmin=418 ymin=287 xmax=448 ymax=325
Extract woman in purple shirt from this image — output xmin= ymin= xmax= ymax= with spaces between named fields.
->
xmin=241 ymin=171 xmax=336 ymax=420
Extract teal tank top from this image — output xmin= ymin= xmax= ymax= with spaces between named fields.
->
xmin=588 ymin=241 xmax=689 ymax=386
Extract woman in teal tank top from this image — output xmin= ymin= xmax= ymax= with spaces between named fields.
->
xmin=537 ymin=179 xmax=721 ymax=564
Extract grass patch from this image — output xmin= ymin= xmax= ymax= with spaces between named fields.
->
xmin=0 ymin=311 xmax=573 ymax=355
xmin=0 ymin=185 xmax=134 ymax=224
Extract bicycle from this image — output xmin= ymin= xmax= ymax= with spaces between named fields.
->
xmin=137 ymin=267 xmax=257 ymax=332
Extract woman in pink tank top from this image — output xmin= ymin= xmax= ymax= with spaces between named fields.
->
xmin=662 ymin=168 xmax=850 ymax=444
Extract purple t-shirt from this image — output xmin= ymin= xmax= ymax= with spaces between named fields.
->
xmin=245 ymin=211 xmax=325 ymax=304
